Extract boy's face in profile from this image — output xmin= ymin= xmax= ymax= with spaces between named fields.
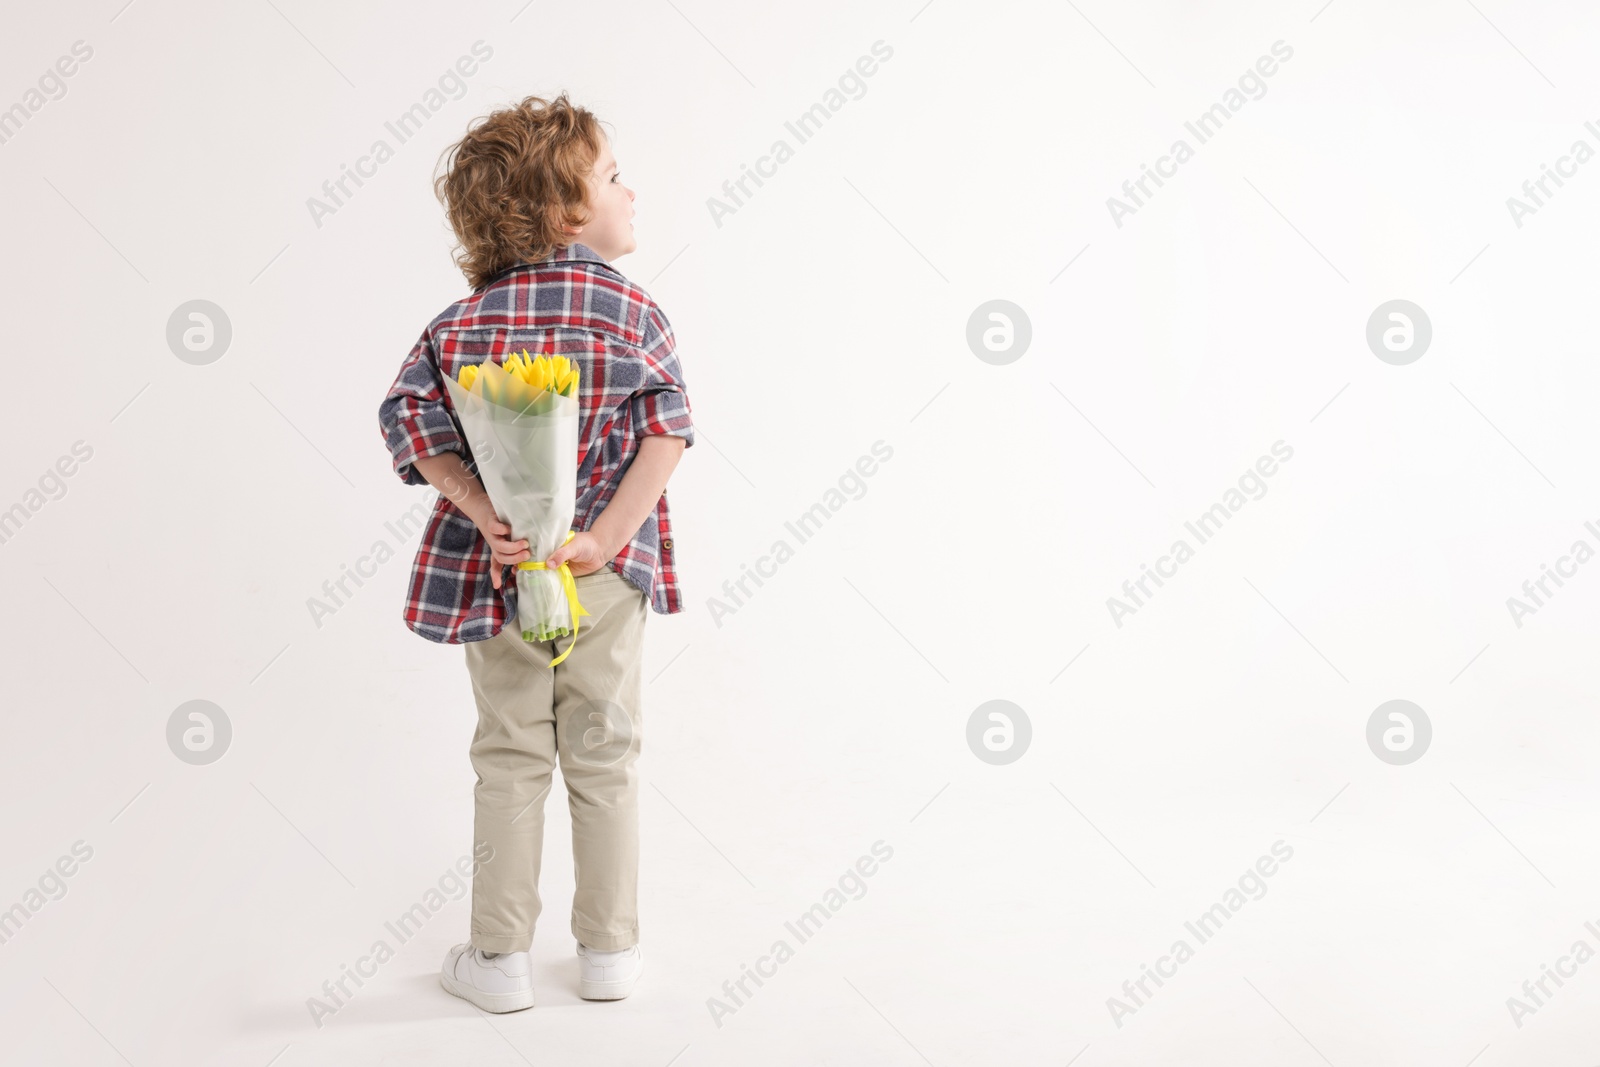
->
xmin=567 ymin=136 xmax=636 ymax=262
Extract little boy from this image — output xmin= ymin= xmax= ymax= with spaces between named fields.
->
xmin=376 ymin=92 xmax=695 ymax=1012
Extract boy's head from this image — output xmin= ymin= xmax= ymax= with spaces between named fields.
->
xmin=434 ymin=92 xmax=636 ymax=290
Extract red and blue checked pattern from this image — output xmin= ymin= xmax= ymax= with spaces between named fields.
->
xmin=377 ymin=242 xmax=696 ymax=644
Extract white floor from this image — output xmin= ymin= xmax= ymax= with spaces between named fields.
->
xmin=5 ymin=631 xmax=1599 ymax=1065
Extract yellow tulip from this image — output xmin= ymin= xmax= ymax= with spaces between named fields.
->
xmin=461 ymin=348 xmax=582 ymax=406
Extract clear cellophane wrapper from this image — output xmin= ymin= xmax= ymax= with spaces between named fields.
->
xmin=442 ymin=359 xmax=579 ymax=642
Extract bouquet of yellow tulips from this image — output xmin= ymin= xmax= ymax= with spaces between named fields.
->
xmin=456 ymin=347 xmax=579 ymax=408
xmin=442 ymin=347 xmax=590 ymax=665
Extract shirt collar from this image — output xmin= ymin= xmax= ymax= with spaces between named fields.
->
xmin=477 ymin=242 xmax=611 ymax=291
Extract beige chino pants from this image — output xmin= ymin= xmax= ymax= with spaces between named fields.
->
xmin=463 ymin=565 xmax=647 ymax=953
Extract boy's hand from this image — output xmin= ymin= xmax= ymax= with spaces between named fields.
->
xmin=543 ymin=530 xmax=612 ymax=578
xmin=472 ymin=513 xmax=532 ymax=591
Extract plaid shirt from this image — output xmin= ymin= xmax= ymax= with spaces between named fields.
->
xmin=377 ymin=241 xmax=696 ymax=644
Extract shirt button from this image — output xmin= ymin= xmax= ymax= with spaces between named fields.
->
xmin=662 ymin=539 xmax=673 ymax=552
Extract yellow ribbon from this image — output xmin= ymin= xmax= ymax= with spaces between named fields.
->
xmin=516 ymin=529 xmax=592 ymax=667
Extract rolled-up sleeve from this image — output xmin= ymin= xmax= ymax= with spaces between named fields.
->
xmin=631 ymin=305 xmax=695 ymax=448
xmin=378 ymin=329 xmax=464 ymax=485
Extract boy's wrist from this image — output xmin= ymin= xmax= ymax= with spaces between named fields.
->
xmin=440 ymin=478 xmax=492 ymax=525
xmin=587 ymin=517 xmax=628 ymax=561
xmin=459 ymin=493 xmax=496 ymax=529
xmin=414 ymin=451 xmax=492 ymax=520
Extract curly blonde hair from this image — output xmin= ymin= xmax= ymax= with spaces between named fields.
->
xmin=433 ymin=92 xmax=608 ymax=290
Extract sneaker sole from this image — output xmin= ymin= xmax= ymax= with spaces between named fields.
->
xmin=579 ymin=957 xmax=643 ymax=1000
xmin=440 ymin=968 xmax=535 ymax=1013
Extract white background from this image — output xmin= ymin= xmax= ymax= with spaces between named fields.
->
xmin=2 ymin=1 xmax=1598 ymax=1064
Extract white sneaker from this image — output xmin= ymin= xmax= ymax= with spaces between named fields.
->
xmin=440 ymin=943 xmax=534 ymax=1012
xmin=576 ymin=939 xmax=643 ymax=1000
